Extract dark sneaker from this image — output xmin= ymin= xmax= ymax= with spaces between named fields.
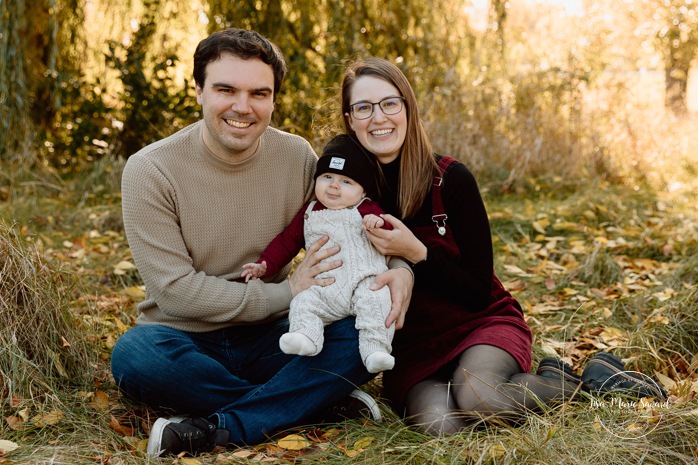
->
xmin=316 ymin=389 xmax=382 ymax=423
xmin=536 ymin=357 xmax=586 ymax=391
xmin=146 ymin=416 xmax=229 ymax=458
xmin=581 ymin=352 xmax=667 ymax=400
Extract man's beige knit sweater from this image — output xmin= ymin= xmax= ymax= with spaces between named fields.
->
xmin=121 ymin=121 xmax=317 ymax=332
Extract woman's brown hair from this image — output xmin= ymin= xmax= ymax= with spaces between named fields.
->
xmin=341 ymin=57 xmax=439 ymax=219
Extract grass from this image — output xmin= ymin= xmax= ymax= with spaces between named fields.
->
xmin=0 ymin=134 xmax=697 ymax=464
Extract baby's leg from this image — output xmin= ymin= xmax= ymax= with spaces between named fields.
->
xmin=282 ymin=288 xmax=334 ymax=356
xmin=352 ymin=279 xmax=395 ymax=373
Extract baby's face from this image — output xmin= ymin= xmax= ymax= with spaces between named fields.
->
xmin=315 ymin=173 xmax=365 ymax=209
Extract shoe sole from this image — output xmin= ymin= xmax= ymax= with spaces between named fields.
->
xmin=147 ymin=416 xmax=186 ymax=457
xmin=349 ymin=389 xmax=382 ymax=422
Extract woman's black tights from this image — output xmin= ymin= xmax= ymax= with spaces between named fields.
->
xmin=404 ymin=345 xmax=581 ymax=435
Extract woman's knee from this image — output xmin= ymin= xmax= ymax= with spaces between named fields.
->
xmin=404 ymin=379 xmax=468 ymax=435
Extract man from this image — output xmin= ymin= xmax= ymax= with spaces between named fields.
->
xmin=111 ymin=28 xmax=413 ymax=458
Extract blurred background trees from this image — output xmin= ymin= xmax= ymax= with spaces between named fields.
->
xmin=1 ymin=0 xmax=696 ymax=188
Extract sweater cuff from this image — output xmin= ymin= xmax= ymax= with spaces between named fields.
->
xmin=388 ymin=256 xmax=414 ymax=281
xmin=264 ymin=280 xmax=293 ymax=313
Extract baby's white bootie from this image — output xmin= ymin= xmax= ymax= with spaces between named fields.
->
xmin=280 ymin=332 xmax=318 ymax=356
xmin=365 ymin=352 xmax=395 ymax=373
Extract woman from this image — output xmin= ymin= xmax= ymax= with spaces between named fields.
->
xmin=339 ymin=57 xmax=661 ymax=434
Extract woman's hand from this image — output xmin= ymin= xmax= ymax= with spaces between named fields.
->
xmin=365 ymin=214 xmax=427 ymax=264
xmin=371 ymin=267 xmax=413 ymax=330
xmin=288 ymin=235 xmax=341 ymax=297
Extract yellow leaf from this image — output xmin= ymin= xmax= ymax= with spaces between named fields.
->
xmin=113 ymin=317 xmax=129 ymax=334
xmin=277 ymin=434 xmax=310 ymax=450
xmin=135 ymin=438 xmax=149 ymax=453
xmin=490 ymin=444 xmax=506 ymax=458
xmin=653 ymin=372 xmax=676 ymax=391
xmin=562 ymin=287 xmax=578 ymax=296
xmin=532 ymin=220 xmax=548 ymax=234
xmin=583 ymin=210 xmax=597 ymax=220
xmin=17 ymin=408 xmax=29 ymax=421
xmin=122 ymin=285 xmax=145 ymax=299
xmin=179 ymin=458 xmax=202 ymax=465
xmin=353 ymin=436 xmax=374 ymax=449
xmin=32 ymin=410 xmax=63 ymax=427
xmin=113 ymin=260 xmax=137 ymax=275
xmin=592 ymin=416 xmax=603 ymax=431
xmin=503 ymin=264 xmax=532 ymax=277
xmin=599 ymin=327 xmax=626 ymax=344
xmin=5 ymin=416 xmax=25 ymax=431
xmin=552 ymin=221 xmax=578 ymax=231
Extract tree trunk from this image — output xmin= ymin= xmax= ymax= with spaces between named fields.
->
xmin=665 ymin=62 xmax=689 ymax=116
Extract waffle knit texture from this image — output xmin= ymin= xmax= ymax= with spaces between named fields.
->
xmin=121 ymin=121 xmax=317 ymax=332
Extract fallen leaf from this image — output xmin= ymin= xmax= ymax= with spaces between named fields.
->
xmin=352 ymin=436 xmax=374 ymax=450
xmin=113 ymin=260 xmax=137 ymax=275
xmin=9 ymin=395 xmax=23 ymax=409
xmin=654 ymin=372 xmax=676 ymax=392
xmin=599 ymin=327 xmax=626 ymax=345
xmin=276 ymin=434 xmax=310 ymax=451
xmin=0 ymin=440 xmax=19 ymax=455
xmin=109 ymin=416 xmax=135 ymax=437
xmin=552 ymin=221 xmax=579 ymax=231
xmin=532 ymin=220 xmax=549 ymax=234
xmin=179 ymin=458 xmax=202 ymax=465
xmin=122 ymin=286 xmax=145 ymax=299
xmin=545 ymin=276 xmax=556 ymax=290
xmin=91 ymin=390 xmax=109 ymax=412
xmin=135 ymin=438 xmax=148 ymax=453
xmin=4 ymin=416 xmax=24 ymax=431
xmin=32 ymin=410 xmax=63 ymax=427
xmin=490 ymin=444 xmax=506 ymax=458
xmin=503 ymin=264 xmax=532 ymax=277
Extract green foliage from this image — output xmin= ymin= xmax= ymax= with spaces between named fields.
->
xmin=0 ymin=0 xmax=87 ymax=161
xmin=43 ymin=75 xmax=115 ymax=169
xmin=0 ymin=0 xmax=32 ymax=158
xmin=2 ymin=0 xmax=696 ymax=186
xmin=104 ymin=0 xmax=199 ymax=159
xmin=205 ymin=0 xmax=473 ymax=146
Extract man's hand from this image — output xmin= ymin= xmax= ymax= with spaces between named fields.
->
xmin=371 ymin=267 xmax=413 ymax=330
xmin=288 ymin=235 xmax=342 ymax=297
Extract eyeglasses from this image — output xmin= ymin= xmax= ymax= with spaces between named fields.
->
xmin=349 ymin=96 xmax=405 ymax=120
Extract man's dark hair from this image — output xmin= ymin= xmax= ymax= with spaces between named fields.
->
xmin=193 ymin=28 xmax=287 ymax=97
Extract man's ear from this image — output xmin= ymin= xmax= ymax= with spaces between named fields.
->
xmin=196 ymin=85 xmax=203 ymax=104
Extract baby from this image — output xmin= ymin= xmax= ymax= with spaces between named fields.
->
xmin=242 ymin=134 xmax=395 ymax=373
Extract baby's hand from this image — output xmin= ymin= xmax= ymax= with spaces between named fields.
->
xmin=241 ymin=261 xmax=268 ymax=282
xmin=362 ymin=214 xmax=385 ymax=230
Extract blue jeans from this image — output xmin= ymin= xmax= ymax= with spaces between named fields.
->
xmin=110 ymin=317 xmax=374 ymax=445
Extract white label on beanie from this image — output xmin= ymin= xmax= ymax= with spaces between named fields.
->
xmin=329 ymin=157 xmax=345 ymax=170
